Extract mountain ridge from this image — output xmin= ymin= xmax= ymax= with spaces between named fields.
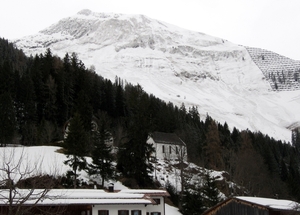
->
xmin=13 ymin=10 xmax=300 ymax=142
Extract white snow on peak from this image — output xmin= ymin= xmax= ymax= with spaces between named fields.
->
xmin=77 ymin=9 xmax=93 ymax=16
xmin=13 ymin=10 xmax=300 ymax=142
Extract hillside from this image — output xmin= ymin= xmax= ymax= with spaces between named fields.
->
xmin=13 ymin=9 xmax=300 ymax=142
xmin=0 ymin=146 xmax=183 ymax=215
xmin=1 ymin=35 xmax=300 ymax=210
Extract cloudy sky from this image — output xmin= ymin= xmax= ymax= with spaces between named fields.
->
xmin=1 ymin=0 xmax=300 ymax=59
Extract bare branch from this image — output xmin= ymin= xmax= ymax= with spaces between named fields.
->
xmin=0 ymin=147 xmax=63 ymax=215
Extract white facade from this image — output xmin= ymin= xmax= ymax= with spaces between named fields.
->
xmin=93 ymin=204 xmax=148 ymax=215
xmin=146 ymin=196 xmax=165 ymax=215
xmin=93 ymin=196 xmax=165 ymax=215
xmin=147 ymin=132 xmax=187 ymax=161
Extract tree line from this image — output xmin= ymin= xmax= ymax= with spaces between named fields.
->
xmin=1 ymin=38 xmax=300 ymax=210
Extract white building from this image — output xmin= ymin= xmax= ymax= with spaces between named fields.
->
xmin=147 ymin=132 xmax=187 ymax=161
xmin=0 ymin=188 xmax=169 ymax=215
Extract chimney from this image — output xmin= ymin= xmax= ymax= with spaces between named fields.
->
xmin=108 ymin=183 xmax=114 ymax=192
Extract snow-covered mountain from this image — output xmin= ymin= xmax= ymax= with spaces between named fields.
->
xmin=14 ymin=9 xmax=300 ymax=142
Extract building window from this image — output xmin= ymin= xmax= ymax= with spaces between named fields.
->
xmin=131 ymin=210 xmax=141 ymax=215
xmin=118 ymin=210 xmax=129 ymax=215
xmin=176 ymin=146 xmax=179 ymax=154
xmin=169 ymin=145 xmax=172 ymax=154
xmin=153 ymin=198 xmax=161 ymax=204
xmin=98 ymin=210 xmax=109 ymax=215
xmin=151 ymin=213 xmax=161 ymax=215
xmin=162 ymin=145 xmax=165 ymax=153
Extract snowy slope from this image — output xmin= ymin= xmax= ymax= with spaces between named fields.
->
xmin=0 ymin=146 xmax=182 ymax=215
xmin=13 ymin=9 xmax=300 ymax=142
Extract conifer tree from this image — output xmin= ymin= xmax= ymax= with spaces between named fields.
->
xmin=102 ymin=80 xmax=115 ymax=116
xmin=115 ymin=81 xmax=125 ymax=117
xmin=117 ymin=84 xmax=154 ymax=187
xmin=90 ymin=75 xmax=103 ymax=113
xmin=88 ymin=113 xmax=114 ymax=187
xmin=165 ymin=180 xmax=179 ymax=206
xmin=73 ymin=91 xmax=93 ymax=131
xmin=0 ymin=92 xmax=16 ymax=146
xmin=64 ymin=113 xmax=88 ymax=188
xmin=202 ymin=171 xmax=221 ymax=209
xmin=230 ymin=127 xmax=241 ymax=151
xmin=0 ymin=60 xmax=14 ymax=94
xmin=43 ymin=74 xmax=58 ymax=122
xmin=203 ymin=120 xmax=224 ymax=170
xmin=181 ymin=190 xmax=204 ymax=215
xmin=17 ymin=72 xmax=36 ymax=124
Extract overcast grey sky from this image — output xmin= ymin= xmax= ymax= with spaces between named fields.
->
xmin=1 ymin=0 xmax=299 ymax=59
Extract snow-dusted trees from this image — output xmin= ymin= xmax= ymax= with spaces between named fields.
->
xmin=181 ymin=170 xmax=222 ymax=215
xmin=201 ymin=171 xmax=221 ymax=209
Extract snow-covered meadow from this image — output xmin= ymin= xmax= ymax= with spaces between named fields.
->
xmin=1 ymin=145 xmax=300 ymax=213
xmin=0 ymin=145 xmax=182 ymax=214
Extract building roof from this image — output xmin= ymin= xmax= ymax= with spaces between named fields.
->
xmin=236 ymin=196 xmax=300 ymax=211
xmin=150 ymin=132 xmax=186 ymax=146
xmin=202 ymin=196 xmax=300 ymax=215
xmin=119 ymin=189 xmax=170 ymax=197
xmin=0 ymin=189 xmax=169 ymax=206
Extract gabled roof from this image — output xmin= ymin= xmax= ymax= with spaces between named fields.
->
xmin=236 ymin=196 xmax=300 ymax=211
xmin=0 ymin=189 xmax=169 ymax=206
xmin=150 ymin=132 xmax=186 ymax=146
xmin=202 ymin=196 xmax=300 ymax=215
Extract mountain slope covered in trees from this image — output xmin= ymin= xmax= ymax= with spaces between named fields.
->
xmin=1 ymin=38 xmax=300 ymax=209
xmin=13 ymin=9 xmax=300 ymax=142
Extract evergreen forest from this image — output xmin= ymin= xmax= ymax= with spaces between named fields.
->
xmin=1 ymin=38 xmax=300 ymax=213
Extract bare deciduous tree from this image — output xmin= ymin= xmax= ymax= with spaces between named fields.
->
xmin=0 ymin=147 xmax=63 ymax=215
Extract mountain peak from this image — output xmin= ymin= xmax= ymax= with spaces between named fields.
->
xmin=77 ymin=9 xmax=93 ymax=16
xmin=13 ymin=10 xmax=300 ymax=142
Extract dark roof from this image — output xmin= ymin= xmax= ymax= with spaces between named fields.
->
xmin=150 ymin=132 xmax=186 ymax=146
xmin=202 ymin=197 xmax=300 ymax=215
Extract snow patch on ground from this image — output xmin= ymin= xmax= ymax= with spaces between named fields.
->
xmin=0 ymin=146 xmax=183 ymax=214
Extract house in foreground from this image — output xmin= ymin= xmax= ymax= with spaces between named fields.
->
xmin=0 ymin=188 xmax=169 ymax=215
xmin=202 ymin=196 xmax=300 ymax=215
xmin=147 ymin=132 xmax=187 ymax=161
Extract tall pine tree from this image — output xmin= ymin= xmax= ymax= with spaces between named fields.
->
xmin=64 ymin=113 xmax=88 ymax=188
xmin=88 ymin=113 xmax=114 ymax=188
xmin=0 ymin=92 xmax=16 ymax=146
xmin=202 ymin=171 xmax=221 ymax=210
xmin=203 ymin=120 xmax=224 ymax=170
xmin=117 ymin=84 xmax=154 ymax=187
